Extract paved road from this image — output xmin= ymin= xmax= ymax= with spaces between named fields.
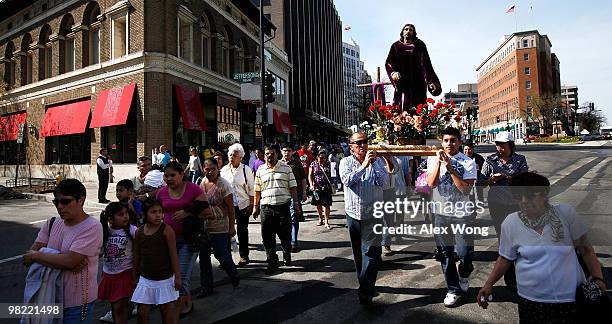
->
xmin=1 ymin=147 xmax=611 ymax=323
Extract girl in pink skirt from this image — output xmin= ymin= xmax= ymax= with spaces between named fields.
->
xmin=98 ymin=202 xmax=138 ymax=324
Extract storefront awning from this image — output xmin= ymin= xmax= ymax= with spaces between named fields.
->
xmin=40 ymin=100 xmax=91 ymax=137
xmin=90 ymin=83 xmax=136 ymax=128
xmin=272 ymin=109 xmax=295 ymax=134
xmin=0 ymin=112 xmax=26 ymax=142
xmin=174 ymin=85 xmax=207 ymax=131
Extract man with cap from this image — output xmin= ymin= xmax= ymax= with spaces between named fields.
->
xmin=481 ymin=131 xmax=529 ymax=291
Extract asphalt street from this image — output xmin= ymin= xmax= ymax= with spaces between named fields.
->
xmin=0 ymin=146 xmax=611 ymax=323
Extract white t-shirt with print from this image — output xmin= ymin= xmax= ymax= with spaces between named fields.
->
xmin=102 ymin=225 xmax=138 ymax=275
xmin=427 ymin=152 xmax=476 ymax=218
xmin=499 ymin=204 xmax=587 ymax=303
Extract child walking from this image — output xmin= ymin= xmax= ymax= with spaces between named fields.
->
xmin=98 ymin=202 xmax=138 ymax=324
xmin=132 ymin=197 xmax=181 ymax=324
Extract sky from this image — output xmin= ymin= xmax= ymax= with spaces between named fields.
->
xmin=335 ymin=0 xmax=612 ymax=124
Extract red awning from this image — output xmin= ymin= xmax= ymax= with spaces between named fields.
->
xmin=0 ymin=112 xmax=26 ymax=142
xmin=272 ymin=109 xmax=295 ymax=134
xmin=174 ymin=85 xmax=207 ymax=131
xmin=90 ymin=83 xmax=136 ymax=128
xmin=40 ymin=100 xmax=91 ymax=137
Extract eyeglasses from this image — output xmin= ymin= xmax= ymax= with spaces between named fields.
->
xmin=52 ymin=197 xmax=76 ymax=206
xmin=512 ymin=191 xmax=546 ymax=201
xmin=350 ymin=140 xmax=368 ymax=146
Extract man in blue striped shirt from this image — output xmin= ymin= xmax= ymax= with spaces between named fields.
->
xmin=339 ymin=131 xmax=394 ymax=305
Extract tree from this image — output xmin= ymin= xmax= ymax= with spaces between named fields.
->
xmin=526 ymin=93 xmax=564 ymax=134
xmin=579 ymin=110 xmax=606 ymax=134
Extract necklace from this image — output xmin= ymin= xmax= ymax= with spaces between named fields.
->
xmin=74 ymin=265 xmax=89 ymax=320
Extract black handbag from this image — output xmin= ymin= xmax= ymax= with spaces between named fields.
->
xmin=575 ymin=252 xmax=611 ymax=319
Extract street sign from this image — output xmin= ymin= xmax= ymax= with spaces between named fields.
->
xmin=233 ymin=72 xmax=261 ymax=83
xmin=16 ymin=123 xmax=25 ymax=144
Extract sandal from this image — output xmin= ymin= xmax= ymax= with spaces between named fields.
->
xmin=325 ymin=223 xmax=331 ymax=229
xmin=317 ymin=220 xmax=324 ymax=226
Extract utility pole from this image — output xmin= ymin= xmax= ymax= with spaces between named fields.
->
xmin=259 ymin=0 xmax=266 ymax=148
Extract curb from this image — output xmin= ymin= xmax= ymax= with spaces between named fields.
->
xmin=25 ymin=193 xmax=109 ymax=209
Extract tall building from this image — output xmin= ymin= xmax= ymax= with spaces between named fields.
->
xmin=267 ymin=0 xmax=345 ymax=142
xmin=561 ymin=85 xmax=578 ymax=134
xmin=342 ymin=39 xmax=369 ymax=128
xmin=443 ymin=83 xmax=478 ymax=106
xmin=476 ymin=30 xmax=561 ymax=140
xmin=0 ymin=0 xmax=274 ymax=178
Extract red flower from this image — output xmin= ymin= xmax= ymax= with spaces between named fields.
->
xmin=450 ymin=100 xmax=455 ymax=106
xmin=435 ymin=102 xmax=443 ymax=109
xmin=368 ymin=105 xmax=375 ymax=112
xmin=457 ymin=111 xmax=462 ymax=116
xmin=442 ymin=103 xmax=449 ymax=108
xmin=426 ymin=98 xmax=435 ymax=104
xmin=444 ymin=115 xmax=451 ymax=122
xmin=454 ymin=115 xmax=461 ymax=122
xmin=416 ymin=106 xmax=423 ymax=114
xmin=432 ymin=109 xmax=438 ymax=115
xmin=384 ymin=112 xmax=392 ymax=119
xmin=374 ymin=100 xmax=381 ymax=106
xmin=423 ymin=120 xmax=429 ymax=126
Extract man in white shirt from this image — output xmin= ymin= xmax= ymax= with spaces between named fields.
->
xmin=427 ymin=127 xmax=477 ymax=307
xmin=96 ymin=148 xmax=111 ymax=203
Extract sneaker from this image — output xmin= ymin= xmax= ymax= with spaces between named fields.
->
xmin=131 ymin=307 xmax=138 ymax=316
xmin=237 ymin=257 xmax=250 ymax=266
xmin=99 ymin=310 xmax=113 ymax=323
xmin=459 ymin=277 xmax=469 ymax=292
xmin=291 ymin=246 xmax=301 ymax=253
xmin=265 ymin=263 xmax=278 ymax=275
xmin=383 ymin=245 xmax=393 ymax=256
xmin=443 ymin=292 xmax=462 ymax=307
xmin=283 ymin=252 xmax=292 ymax=266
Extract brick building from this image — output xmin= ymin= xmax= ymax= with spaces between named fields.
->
xmin=0 ymin=0 xmax=275 ymax=180
xmin=476 ymin=30 xmax=561 ymax=141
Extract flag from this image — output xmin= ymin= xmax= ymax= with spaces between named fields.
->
xmin=344 ymin=26 xmax=351 ymax=31
xmin=506 ymin=5 xmax=515 ymax=13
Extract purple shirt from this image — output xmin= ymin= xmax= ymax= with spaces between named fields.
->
xmin=252 ymin=159 xmax=265 ymax=174
xmin=157 ymin=182 xmax=203 ymax=238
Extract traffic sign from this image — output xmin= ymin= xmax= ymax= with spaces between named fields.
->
xmin=16 ymin=123 xmax=25 ymax=144
xmin=233 ymin=72 xmax=261 ymax=83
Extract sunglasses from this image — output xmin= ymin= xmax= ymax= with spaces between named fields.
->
xmin=52 ymin=197 xmax=77 ymax=206
xmin=512 ymin=191 xmax=546 ymax=201
xmin=350 ymin=140 xmax=368 ymax=146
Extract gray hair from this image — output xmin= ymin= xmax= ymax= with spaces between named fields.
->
xmin=227 ymin=143 xmax=245 ymax=159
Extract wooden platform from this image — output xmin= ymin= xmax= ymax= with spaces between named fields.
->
xmin=369 ymin=144 xmax=440 ymax=156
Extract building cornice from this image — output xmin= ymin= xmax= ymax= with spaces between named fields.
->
xmin=0 ymin=51 xmax=241 ymax=107
xmin=476 ymin=30 xmax=541 ymax=71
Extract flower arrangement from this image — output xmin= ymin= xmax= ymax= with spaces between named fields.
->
xmin=363 ymin=98 xmax=464 ymax=144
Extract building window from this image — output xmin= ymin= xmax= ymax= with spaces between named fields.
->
xmin=201 ymin=34 xmax=210 ymax=68
xmin=178 ymin=16 xmax=193 ymax=62
xmin=111 ymin=14 xmax=128 ymax=59
xmin=90 ymin=29 xmax=100 ymax=64
xmin=526 ymin=81 xmax=532 ymax=89
xmin=523 ymin=53 xmax=529 ymax=61
xmin=44 ymin=46 xmax=52 ymax=78
xmin=524 ymin=67 xmax=530 ymax=75
xmin=522 ymin=39 xmax=528 ymax=48
xmin=65 ymin=38 xmax=75 ymax=72
xmin=45 ymin=133 xmax=92 ymax=164
xmin=25 ymin=53 xmax=33 ymax=84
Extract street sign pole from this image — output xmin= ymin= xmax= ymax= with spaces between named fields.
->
xmin=259 ymin=0 xmax=266 ymax=148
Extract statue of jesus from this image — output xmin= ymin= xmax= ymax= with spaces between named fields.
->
xmin=385 ymin=24 xmax=442 ymax=110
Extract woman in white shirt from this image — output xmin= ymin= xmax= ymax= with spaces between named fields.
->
xmin=477 ymin=172 xmax=606 ymax=323
xmin=187 ymin=148 xmax=203 ymax=183
xmin=220 ymin=143 xmax=254 ymax=266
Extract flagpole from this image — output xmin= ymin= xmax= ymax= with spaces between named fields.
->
xmin=514 ymin=9 xmax=518 ymax=31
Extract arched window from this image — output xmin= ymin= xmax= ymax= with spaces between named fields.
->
xmin=237 ymin=38 xmax=248 ymax=73
xmin=200 ymin=15 xmax=211 ymax=68
xmin=38 ymin=24 xmax=53 ymax=80
xmin=83 ymin=1 xmax=101 ymax=66
xmin=59 ymin=14 xmax=75 ymax=73
xmin=221 ymin=27 xmax=232 ymax=77
xmin=177 ymin=6 xmax=195 ymax=62
xmin=20 ymin=34 xmax=33 ymax=85
xmin=3 ymin=41 xmax=15 ymax=88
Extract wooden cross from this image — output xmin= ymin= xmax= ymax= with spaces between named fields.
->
xmin=356 ymin=67 xmax=393 ymax=103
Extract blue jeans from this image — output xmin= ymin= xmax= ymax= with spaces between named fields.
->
xmin=290 ymin=192 xmax=303 ymax=247
xmin=177 ymin=242 xmax=198 ymax=296
xmin=63 ymin=301 xmax=95 ymax=324
xmin=190 ymin=170 xmax=201 ymax=183
xmin=346 ymin=216 xmax=382 ymax=298
xmin=433 ymin=214 xmax=475 ymax=294
xmin=199 ymin=233 xmax=238 ymax=292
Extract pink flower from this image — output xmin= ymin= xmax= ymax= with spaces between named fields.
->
xmin=405 ymin=115 xmax=414 ymax=124
xmin=394 ymin=124 xmax=402 ymax=132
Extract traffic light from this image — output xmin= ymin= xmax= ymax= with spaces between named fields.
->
xmin=496 ymin=116 xmax=500 ymax=123
xmin=264 ymin=72 xmax=275 ymax=103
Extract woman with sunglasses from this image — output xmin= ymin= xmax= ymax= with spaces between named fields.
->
xmin=481 ymin=131 xmax=528 ymax=289
xmin=309 ymin=149 xmax=333 ymax=229
xmin=478 ymin=172 xmax=606 ymax=322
